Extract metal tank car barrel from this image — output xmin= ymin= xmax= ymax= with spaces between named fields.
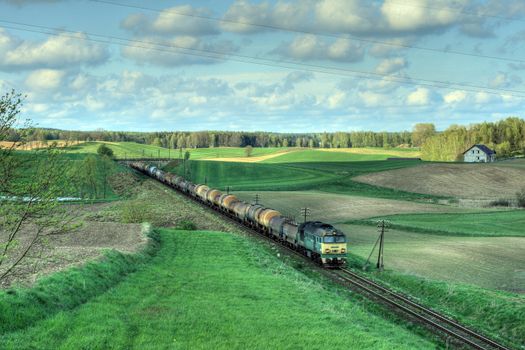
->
xmin=128 ymin=161 xmax=347 ymax=267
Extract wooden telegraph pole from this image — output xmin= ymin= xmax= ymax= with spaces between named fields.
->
xmin=300 ymin=207 xmax=311 ymax=223
xmin=363 ymin=220 xmax=388 ymax=271
xmin=254 ymin=193 xmax=260 ymax=205
xmin=376 ymin=220 xmax=387 ymax=271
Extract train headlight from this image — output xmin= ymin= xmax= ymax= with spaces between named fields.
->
xmin=325 ymin=248 xmax=330 ymax=253
xmin=341 ymin=248 xmax=346 ymax=253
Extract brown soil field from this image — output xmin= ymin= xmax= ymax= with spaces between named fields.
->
xmin=1 ymin=173 xmax=246 ymax=288
xmin=234 ymin=190 xmax=473 ymax=223
xmin=353 ymin=163 xmax=525 ymax=200
xmin=0 ymin=220 xmax=145 ymax=288
xmin=339 ymin=224 xmax=525 ymax=292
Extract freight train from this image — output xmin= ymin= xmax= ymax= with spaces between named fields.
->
xmin=130 ymin=162 xmax=347 ymax=267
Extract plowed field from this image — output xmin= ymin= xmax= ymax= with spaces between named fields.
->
xmin=353 ymin=162 xmax=525 ymax=199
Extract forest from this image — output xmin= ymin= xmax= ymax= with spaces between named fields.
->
xmin=4 ymin=117 xmax=525 ymax=161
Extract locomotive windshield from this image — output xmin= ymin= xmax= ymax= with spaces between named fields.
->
xmin=323 ymin=236 xmax=346 ymax=243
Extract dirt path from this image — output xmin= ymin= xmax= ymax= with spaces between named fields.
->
xmin=200 ymin=149 xmax=299 ymax=162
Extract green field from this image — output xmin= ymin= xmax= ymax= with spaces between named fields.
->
xmin=350 ymin=210 xmax=525 ymax=237
xmin=263 ymin=148 xmax=419 ymax=163
xmin=65 ymin=142 xmax=288 ymax=160
xmin=8 ymin=151 xmax=129 ymax=200
xmin=0 ymin=229 xmax=435 ymax=349
xmin=165 ymin=159 xmax=440 ymax=200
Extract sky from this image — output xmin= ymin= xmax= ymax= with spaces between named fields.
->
xmin=0 ymin=0 xmax=524 ymax=132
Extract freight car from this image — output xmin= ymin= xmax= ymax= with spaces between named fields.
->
xmin=129 ymin=162 xmax=347 ymax=267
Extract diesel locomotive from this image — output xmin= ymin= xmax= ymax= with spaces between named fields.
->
xmin=130 ymin=162 xmax=347 ymax=267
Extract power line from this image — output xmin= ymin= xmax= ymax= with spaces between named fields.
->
xmin=1 ymin=20 xmax=524 ymax=99
xmin=88 ymin=0 xmax=525 ymax=65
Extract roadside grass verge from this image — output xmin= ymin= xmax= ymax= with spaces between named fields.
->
xmin=0 ymin=230 xmax=158 ymax=334
xmin=345 ymin=254 xmax=524 ymax=350
xmin=347 ymin=210 xmax=525 ymax=237
xmin=0 ymin=230 xmax=435 ymax=349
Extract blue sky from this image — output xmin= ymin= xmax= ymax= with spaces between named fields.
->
xmin=0 ymin=0 xmax=524 ymax=132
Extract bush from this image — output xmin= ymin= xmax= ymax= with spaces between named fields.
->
xmin=97 ymin=144 xmax=114 ymax=158
xmin=120 ymin=200 xmax=154 ymax=224
xmin=516 ymin=188 xmax=525 ymax=208
xmin=176 ymin=220 xmax=196 ymax=230
xmin=489 ymin=199 xmax=511 ymax=207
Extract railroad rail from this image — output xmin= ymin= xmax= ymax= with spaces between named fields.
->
xmin=337 ymin=269 xmax=511 ymax=350
xmin=131 ymin=164 xmax=512 ymax=350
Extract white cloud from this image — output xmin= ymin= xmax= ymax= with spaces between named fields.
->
xmin=375 ymin=57 xmax=407 ymax=75
xmin=273 ymin=34 xmax=364 ymax=62
xmin=0 ymin=29 xmax=108 ymax=71
xmin=327 ymin=90 xmax=346 ymax=109
xmin=380 ymin=0 xmax=467 ymax=33
xmin=25 ymin=69 xmax=65 ymax=90
xmin=358 ymin=91 xmax=384 ymax=107
xmin=121 ymin=5 xmax=220 ymax=36
xmin=121 ymin=36 xmax=238 ymax=66
xmin=406 ymin=87 xmax=431 ymax=105
xmin=443 ymin=90 xmax=467 ymax=104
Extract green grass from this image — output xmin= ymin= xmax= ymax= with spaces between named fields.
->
xmin=0 ymin=230 xmax=158 ymax=334
xmin=349 ymin=210 xmax=525 ymax=237
xmin=165 ymin=160 xmax=337 ymax=191
xmin=0 ymin=229 xmax=435 ymax=349
xmin=339 ymin=223 xmax=525 ymax=291
xmin=363 ymin=266 xmax=524 ymax=350
xmin=166 ymin=159 xmax=444 ymax=201
xmin=262 ymin=149 xmax=419 ymax=163
xmin=10 ymin=151 xmax=130 ymax=200
xmin=65 ymin=142 xmax=288 ymax=159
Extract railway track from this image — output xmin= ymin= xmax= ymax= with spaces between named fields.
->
xmin=336 ymin=269 xmax=511 ymax=350
xmin=131 ymin=164 xmax=513 ymax=350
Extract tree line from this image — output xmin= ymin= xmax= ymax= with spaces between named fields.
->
xmin=6 ymin=128 xmax=414 ymax=149
xmin=421 ymin=117 xmax=525 ymax=161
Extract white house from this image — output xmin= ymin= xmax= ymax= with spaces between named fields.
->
xmin=463 ymin=144 xmax=496 ymax=163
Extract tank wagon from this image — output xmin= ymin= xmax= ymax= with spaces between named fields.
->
xmin=129 ymin=161 xmax=347 ymax=267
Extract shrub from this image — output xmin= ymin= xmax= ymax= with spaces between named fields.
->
xmin=176 ymin=220 xmax=196 ymax=230
xmin=97 ymin=144 xmax=114 ymax=158
xmin=516 ymin=188 xmax=525 ymax=208
xmin=489 ymin=199 xmax=511 ymax=207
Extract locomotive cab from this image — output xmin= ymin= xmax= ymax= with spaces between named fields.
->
xmin=299 ymin=221 xmax=347 ymax=267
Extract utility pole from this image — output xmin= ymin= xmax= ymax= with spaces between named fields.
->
xmin=376 ymin=220 xmax=387 ymax=271
xmin=363 ymin=220 xmax=388 ymax=272
xmin=204 ymin=176 xmax=208 ymax=185
xmin=158 ymin=149 xmax=160 ymax=158
xmin=226 ymin=186 xmax=230 ymax=195
xmin=254 ymin=193 xmax=260 ymax=205
xmin=300 ymin=207 xmax=311 ymax=223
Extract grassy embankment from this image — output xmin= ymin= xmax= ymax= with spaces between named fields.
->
xmin=0 ymin=229 xmax=436 ymax=349
xmin=11 ymin=151 xmax=130 ymax=200
xmin=366 ymin=266 xmax=524 ymax=349
xmin=348 ymin=210 xmax=525 ymax=237
xmin=0 ymin=229 xmax=158 ymax=334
